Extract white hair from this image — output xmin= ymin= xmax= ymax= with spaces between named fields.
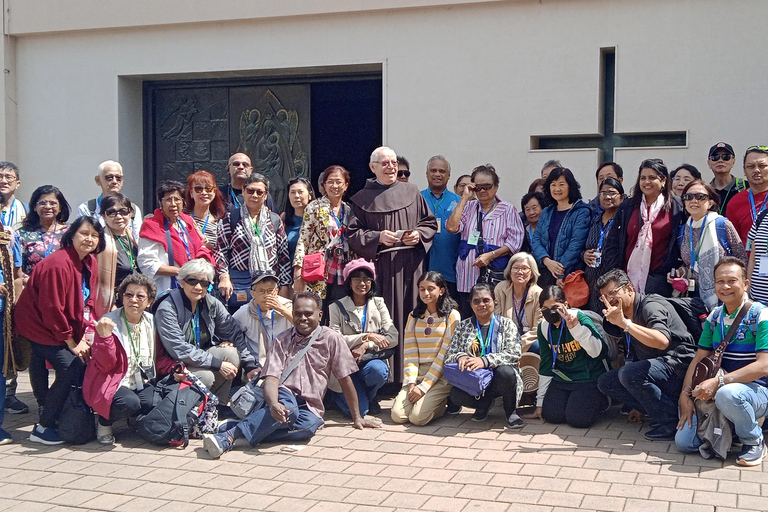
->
xmin=370 ymin=146 xmax=395 ymax=163
xmin=98 ymin=160 xmax=123 ymax=175
xmin=178 ymin=258 xmax=215 ymax=282
xmin=504 ymin=252 xmax=540 ymax=284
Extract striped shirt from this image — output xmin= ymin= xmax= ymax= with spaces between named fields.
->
xmin=402 ymin=309 xmax=461 ymax=393
xmin=699 ymin=300 xmax=768 ymax=386
xmin=457 ymin=198 xmax=524 ymax=293
xmin=192 ymin=213 xmax=219 ymax=248
xmin=747 ymin=216 xmax=768 ymax=303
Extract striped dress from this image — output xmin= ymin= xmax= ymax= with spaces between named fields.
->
xmin=402 ymin=309 xmax=461 ymax=393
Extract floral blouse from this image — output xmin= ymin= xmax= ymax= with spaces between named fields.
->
xmin=18 ymin=225 xmax=68 ymax=276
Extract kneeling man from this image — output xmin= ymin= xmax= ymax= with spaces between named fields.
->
xmin=676 ymin=257 xmax=768 ymax=466
xmin=204 ymin=292 xmax=379 ymax=458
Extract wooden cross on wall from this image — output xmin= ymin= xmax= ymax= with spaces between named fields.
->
xmin=531 ymin=48 xmax=686 ymax=163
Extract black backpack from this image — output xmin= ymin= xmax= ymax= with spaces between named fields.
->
xmin=135 ymin=373 xmax=207 ymax=448
xmin=665 ymin=296 xmax=709 ymax=341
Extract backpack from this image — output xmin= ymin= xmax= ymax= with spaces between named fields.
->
xmin=135 ymin=372 xmax=209 ymax=448
xmin=676 ymin=216 xmax=731 ymax=255
xmin=666 ymin=296 xmax=710 ymax=341
xmin=706 ymin=302 xmax=765 ymax=340
xmin=58 ymin=385 xmax=96 ymax=445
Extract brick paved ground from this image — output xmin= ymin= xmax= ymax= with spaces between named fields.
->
xmin=2 ymin=375 xmax=768 ymax=512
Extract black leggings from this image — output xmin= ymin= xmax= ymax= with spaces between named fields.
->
xmin=99 ymin=385 xmax=155 ymax=426
xmin=449 ymin=364 xmax=518 ymax=416
xmin=30 ymin=341 xmax=84 ymax=428
xmin=542 ymin=379 xmax=608 ymax=429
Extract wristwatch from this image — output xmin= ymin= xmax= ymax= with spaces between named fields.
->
xmin=623 ymin=319 xmax=632 ymax=333
xmin=718 ymin=373 xmax=725 ymax=388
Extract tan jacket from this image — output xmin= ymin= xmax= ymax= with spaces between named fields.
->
xmin=494 ymin=281 xmax=542 ymax=352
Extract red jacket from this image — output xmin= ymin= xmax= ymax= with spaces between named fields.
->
xmin=15 ymin=245 xmax=99 ymax=345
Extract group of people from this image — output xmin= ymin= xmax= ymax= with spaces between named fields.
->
xmin=1 ymin=142 xmax=768 ymax=468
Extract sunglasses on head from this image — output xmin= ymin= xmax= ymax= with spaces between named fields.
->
xmin=184 ymin=277 xmax=211 ymax=289
xmin=398 ymin=170 xmax=411 ymax=178
xmin=682 ymin=193 xmax=709 ymax=202
xmin=747 ymin=145 xmax=768 ymax=152
xmin=709 ymin=154 xmax=733 ymax=162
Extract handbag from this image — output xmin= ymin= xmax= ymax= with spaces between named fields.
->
xmin=332 ymin=299 xmax=395 ymax=366
xmin=443 ymin=362 xmax=493 ymax=397
xmin=231 ymin=327 xmax=321 ymax=419
xmin=302 ymin=252 xmax=326 ymax=282
xmin=691 ymin=301 xmax=752 ymax=388
xmin=58 ymin=385 xmax=96 ymax=445
xmin=562 ymin=270 xmax=589 ymax=308
xmin=475 ymin=205 xmax=505 ymax=288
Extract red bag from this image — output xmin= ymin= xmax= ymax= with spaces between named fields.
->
xmin=302 ymin=252 xmax=326 ymax=282
xmin=562 ymin=270 xmax=589 ymax=308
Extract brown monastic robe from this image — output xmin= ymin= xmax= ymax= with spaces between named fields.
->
xmin=347 ymin=179 xmax=438 ymax=383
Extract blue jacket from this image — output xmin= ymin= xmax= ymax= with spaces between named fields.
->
xmin=531 ymin=201 xmax=592 ymax=277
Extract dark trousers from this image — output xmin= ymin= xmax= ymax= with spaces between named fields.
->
xmin=449 ymin=364 xmax=518 ymax=416
xmin=236 ymin=387 xmax=324 ymax=447
xmin=542 ymin=379 xmax=608 ymax=428
xmin=457 ymin=292 xmax=473 ymax=320
xmin=99 ymin=385 xmax=155 ymax=426
xmin=28 ymin=350 xmax=50 ymax=406
xmin=30 ymin=342 xmax=85 ymax=428
xmin=597 ymin=357 xmax=682 ymax=428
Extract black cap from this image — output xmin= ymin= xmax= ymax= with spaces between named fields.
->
xmin=251 ymin=271 xmax=278 ymax=287
xmin=708 ymin=142 xmax=735 ymax=158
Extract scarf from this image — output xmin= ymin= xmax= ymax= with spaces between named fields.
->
xmin=242 ymin=204 xmax=273 ymax=275
xmin=139 ymin=209 xmax=211 ymax=267
xmin=689 ymin=212 xmax=721 ymax=309
xmin=1 ymin=227 xmax=14 ymax=377
xmin=627 ymin=194 xmax=664 ymax=293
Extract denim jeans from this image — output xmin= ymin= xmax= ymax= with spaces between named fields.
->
xmin=597 ymin=357 xmax=682 ymax=428
xmin=716 ymin=383 xmax=768 ymax=446
xmin=236 ymin=387 xmax=324 ymax=447
xmin=332 ymin=359 xmax=388 ymax=418
xmin=674 ymin=410 xmax=702 ymax=453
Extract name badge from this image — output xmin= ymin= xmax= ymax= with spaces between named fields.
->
xmin=468 ymin=231 xmax=480 ymax=246
xmin=747 ymin=239 xmax=753 ymax=252
xmin=436 ymin=218 xmax=441 ymax=234
xmin=135 ymin=370 xmax=144 ymax=391
xmin=760 ymin=256 xmax=768 ymax=277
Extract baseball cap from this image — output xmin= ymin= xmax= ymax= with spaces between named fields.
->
xmin=251 ymin=271 xmax=278 ymax=287
xmin=708 ymin=142 xmax=735 ymax=158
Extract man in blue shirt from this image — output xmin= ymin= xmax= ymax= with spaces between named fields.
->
xmin=421 ymin=155 xmax=461 ymax=299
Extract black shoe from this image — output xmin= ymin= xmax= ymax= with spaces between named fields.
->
xmin=4 ymin=396 xmax=29 ymax=415
xmin=507 ymin=412 xmax=524 ymax=429
xmin=471 ymin=405 xmax=490 ymax=422
xmin=445 ymin=398 xmax=461 ymax=416
xmin=644 ymin=424 xmax=677 ymax=441
xmin=368 ymin=400 xmax=381 ymax=416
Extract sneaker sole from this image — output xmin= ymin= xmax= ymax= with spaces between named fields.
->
xmin=203 ymin=434 xmax=224 ymax=459
xmin=0 ymin=437 xmax=12 ymax=446
xmin=28 ymin=433 xmax=65 ymax=446
xmin=471 ymin=415 xmax=489 ymax=422
xmin=507 ymin=421 xmax=524 ymax=429
xmin=5 ymin=408 xmax=29 ymax=415
xmin=737 ymin=456 xmax=763 ymax=467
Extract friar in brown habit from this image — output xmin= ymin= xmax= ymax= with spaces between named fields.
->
xmin=347 ymin=146 xmax=438 ymax=383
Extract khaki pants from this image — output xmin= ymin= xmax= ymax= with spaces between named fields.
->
xmin=188 ymin=345 xmax=240 ymax=405
xmin=391 ymin=362 xmax=452 ymax=426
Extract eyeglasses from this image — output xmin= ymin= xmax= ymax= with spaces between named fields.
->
xmin=511 ymin=266 xmax=531 ymax=274
xmin=244 ymin=187 xmax=267 ymax=197
xmin=104 ymin=207 xmax=131 ymax=217
xmin=161 ymin=196 xmax=183 ymax=204
xmin=230 ymin=161 xmax=251 ymax=168
xmin=251 ymin=286 xmax=277 ymax=295
xmin=351 ymin=277 xmax=372 ymax=284
xmin=747 ymin=146 xmax=768 ymax=152
xmin=599 ymin=191 xmax=619 ymax=198
xmin=36 ymin=200 xmax=59 ymax=208
xmin=682 ymin=193 xmax=709 ymax=202
xmin=473 ymin=183 xmax=494 ymax=192
xmin=0 ymin=174 xmax=18 ymax=183
xmin=103 ymin=174 xmax=123 ymax=183
xmin=123 ymin=292 xmax=148 ymax=302
xmin=397 ymin=170 xmax=411 ymax=178
xmin=424 ymin=315 xmax=436 ymax=336
xmin=709 ymin=154 xmax=733 ymax=162
xmin=373 ymin=160 xmax=398 ymax=168
xmin=603 ymin=285 xmax=626 ymax=298
xmin=184 ymin=277 xmax=211 ymax=289
xmin=471 ymin=298 xmax=493 ymax=305
xmin=193 ymin=186 xmax=215 ymax=193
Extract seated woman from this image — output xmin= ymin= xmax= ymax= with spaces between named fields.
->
xmin=494 ymin=252 xmax=542 ymax=352
xmin=391 ymin=271 xmax=461 ymax=426
xmin=84 ymin=273 xmax=157 ymax=444
xmin=138 ymin=181 xmax=212 ymax=293
xmin=155 ymin=259 xmax=259 ymax=404
xmin=95 ymin=193 xmax=140 ymax=315
xmin=445 ymin=283 xmax=523 ymax=427
xmin=232 ymin=271 xmax=294 ymax=369
xmin=328 ymin=258 xmax=398 ymax=417
xmin=16 ymin=217 xmax=104 ymax=445
xmin=522 ymin=286 xmax=610 ymax=428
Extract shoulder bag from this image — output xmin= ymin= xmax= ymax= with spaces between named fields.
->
xmin=691 ymin=301 xmax=752 ymax=388
xmin=333 ymin=299 xmax=395 ymax=365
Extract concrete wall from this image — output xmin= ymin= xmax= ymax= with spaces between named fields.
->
xmin=4 ymin=0 xmax=768 ymax=209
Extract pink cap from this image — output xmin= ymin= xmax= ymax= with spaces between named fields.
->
xmin=343 ymin=258 xmax=376 ymax=282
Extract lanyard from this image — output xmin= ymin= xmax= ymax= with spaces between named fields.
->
xmin=429 ymin=191 xmax=446 ymax=215
xmin=475 ymin=315 xmax=495 ymax=356
xmin=512 ymin=286 xmax=528 ymax=332
xmin=231 ymin=189 xmax=241 ymax=208
xmin=190 ymin=308 xmax=201 ymax=348
xmin=176 ymin=220 xmax=192 ymax=260
xmin=361 ymin=301 xmax=369 ymax=332
xmin=688 ymin=218 xmax=712 ymax=265
xmin=201 ymin=213 xmax=210 ymax=235
xmin=748 ymin=189 xmax=768 ymax=222
xmin=82 ymin=275 xmax=90 ymax=302
xmin=115 ymin=234 xmax=136 ymax=269
xmin=257 ymin=304 xmax=275 ymax=342
xmin=40 ymin=228 xmax=56 ymax=257
xmin=1 ymin=199 xmax=16 ymax=228
xmin=527 ymin=225 xmax=534 ymax=241
xmin=597 ymin=218 xmax=614 ymax=252
xmin=625 ymin=332 xmax=632 ymax=362
xmin=480 ymin=199 xmax=498 ymax=221
xmin=329 ymin=206 xmax=345 ymax=242
xmin=548 ymin=322 xmax=565 ymax=370
xmin=121 ymin=309 xmax=144 ymax=367
xmin=96 ymin=195 xmax=102 ymax=213
xmin=253 ymin=218 xmax=263 ymax=240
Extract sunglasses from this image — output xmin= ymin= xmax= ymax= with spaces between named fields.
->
xmin=184 ymin=277 xmax=211 ymax=289
xmin=473 ymin=183 xmax=494 ymax=192
xmin=709 ymin=154 xmax=733 ymax=162
xmin=682 ymin=193 xmax=709 ymax=202
xmin=747 ymin=145 xmax=768 ymax=152
xmin=424 ymin=315 xmax=436 ymax=336
xmin=397 ymin=170 xmax=411 ymax=178
xmin=104 ymin=207 xmax=131 ymax=217
xmin=244 ymin=187 xmax=267 ymax=197
xmin=193 ymin=186 xmax=215 ymax=193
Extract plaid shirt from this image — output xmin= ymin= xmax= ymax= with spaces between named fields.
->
xmin=214 ymin=209 xmax=292 ymax=286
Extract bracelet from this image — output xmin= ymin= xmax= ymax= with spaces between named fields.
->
xmin=718 ymin=373 xmax=725 ymax=388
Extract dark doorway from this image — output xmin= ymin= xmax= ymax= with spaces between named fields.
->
xmin=143 ymin=72 xmax=382 ymax=215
